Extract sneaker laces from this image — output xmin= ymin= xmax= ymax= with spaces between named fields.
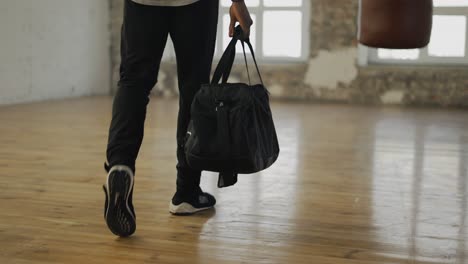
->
xmin=198 ymin=195 xmax=209 ymax=204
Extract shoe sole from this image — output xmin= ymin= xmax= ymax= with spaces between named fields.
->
xmin=169 ymin=202 xmax=213 ymax=216
xmin=105 ymin=169 xmax=135 ymax=237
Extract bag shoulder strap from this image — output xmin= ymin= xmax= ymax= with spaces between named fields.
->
xmin=211 ymin=26 xmax=264 ymax=86
xmin=240 ymin=39 xmax=264 ymax=86
xmin=211 ymin=35 xmax=237 ymax=84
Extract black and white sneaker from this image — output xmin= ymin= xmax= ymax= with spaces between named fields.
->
xmin=169 ymin=188 xmax=216 ymax=215
xmin=102 ymin=165 xmax=136 ymax=237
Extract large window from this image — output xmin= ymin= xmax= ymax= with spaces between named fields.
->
xmin=162 ymin=0 xmax=310 ymax=63
xmin=216 ymin=0 xmax=310 ymax=62
xmin=362 ymin=0 xmax=468 ymax=66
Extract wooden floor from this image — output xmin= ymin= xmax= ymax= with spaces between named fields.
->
xmin=0 ymin=96 xmax=467 ymax=264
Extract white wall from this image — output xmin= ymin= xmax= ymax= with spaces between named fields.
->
xmin=0 ymin=0 xmax=110 ymax=105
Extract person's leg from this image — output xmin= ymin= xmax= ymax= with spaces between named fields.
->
xmin=104 ymin=0 xmax=170 ymax=237
xmin=168 ymin=0 xmax=219 ymax=214
xmin=106 ymin=0 xmax=170 ymax=173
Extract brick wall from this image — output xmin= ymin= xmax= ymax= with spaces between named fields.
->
xmin=110 ymin=0 xmax=468 ymax=107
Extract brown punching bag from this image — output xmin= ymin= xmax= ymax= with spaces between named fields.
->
xmin=358 ymin=0 xmax=433 ymax=49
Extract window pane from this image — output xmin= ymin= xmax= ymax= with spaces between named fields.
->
xmin=222 ymin=14 xmax=257 ymax=54
xmin=221 ymin=0 xmax=259 ymax=7
xmin=428 ymin=15 xmax=466 ymax=57
xmin=434 ymin=0 xmax=468 ymax=6
xmin=263 ymin=11 xmax=302 ymax=58
xmin=264 ymin=0 xmax=302 ymax=7
xmin=377 ymin=49 xmax=420 ymax=60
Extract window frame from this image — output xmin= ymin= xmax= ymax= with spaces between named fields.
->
xmin=215 ymin=0 xmax=311 ymax=64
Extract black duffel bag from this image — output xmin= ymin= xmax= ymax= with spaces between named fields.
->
xmin=184 ymin=26 xmax=280 ymax=188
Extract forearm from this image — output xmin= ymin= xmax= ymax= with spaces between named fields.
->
xmin=229 ymin=0 xmax=252 ymax=38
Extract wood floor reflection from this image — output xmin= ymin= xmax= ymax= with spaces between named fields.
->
xmin=0 ymin=96 xmax=467 ymax=264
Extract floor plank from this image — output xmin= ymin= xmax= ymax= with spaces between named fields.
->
xmin=0 ymin=96 xmax=467 ymax=264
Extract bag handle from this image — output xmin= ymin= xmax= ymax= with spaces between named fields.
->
xmin=211 ymin=26 xmax=264 ymax=86
xmin=211 ymin=33 xmax=237 ymax=84
xmin=240 ymin=38 xmax=264 ymax=86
